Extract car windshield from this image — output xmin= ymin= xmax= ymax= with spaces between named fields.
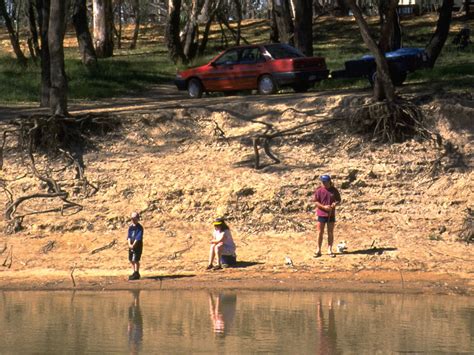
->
xmin=264 ymin=44 xmax=305 ymax=59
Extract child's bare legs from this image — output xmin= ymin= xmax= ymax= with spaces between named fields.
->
xmin=208 ymin=242 xmax=224 ymax=267
xmin=327 ymin=222 xmax=335 ymax=255
xmin=316 ymin=221 xmax=326 ymax=256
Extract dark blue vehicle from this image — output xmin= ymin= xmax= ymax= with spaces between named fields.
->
xmin=331 ymin=47 xmax=429 ymax=86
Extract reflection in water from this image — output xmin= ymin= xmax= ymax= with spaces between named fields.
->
xmin=316 ymin=298 xmax=338 ymax=354
xmin=0 ymin=291 xmax=473 ymax=353
xmin=208 ymin=293 xmax=237 ymax=336
xmin=128 ymin=290 xmax=143 ymax=354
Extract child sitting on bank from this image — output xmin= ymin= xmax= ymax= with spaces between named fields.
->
xmin=207 ymin=217 xmax=236 ymax=270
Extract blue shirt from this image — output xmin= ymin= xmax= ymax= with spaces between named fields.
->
xmin=128 ymin=223 xmax=143 ymax=246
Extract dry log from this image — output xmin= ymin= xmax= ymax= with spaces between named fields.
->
xmin=91 ymin=239 xmax=117 ymax=254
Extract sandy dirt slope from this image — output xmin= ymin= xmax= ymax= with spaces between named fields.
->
xmin=0 ymin=85 xmax=472 ymax=294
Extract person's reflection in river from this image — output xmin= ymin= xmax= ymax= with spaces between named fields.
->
xmin=208 ymin=293 xmax=237 ymax=336
xmin=128 ymin=290 xmax=143 ymax=354
xmin=316 ymin=298 xmax=339 ymax=354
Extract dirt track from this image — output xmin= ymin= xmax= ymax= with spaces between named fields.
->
xmin=0 ymin=85 xmax=472 ymax=294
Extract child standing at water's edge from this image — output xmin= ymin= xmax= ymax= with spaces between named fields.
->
xmin=127 ymin=211 xmax=143 ymax=280
xmin=313 ymin=175 xmax=341 ymax=258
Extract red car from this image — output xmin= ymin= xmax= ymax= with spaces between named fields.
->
xmin=175 ymin=44 xmax=329 ymax=98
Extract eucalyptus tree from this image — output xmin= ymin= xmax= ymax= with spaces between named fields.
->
xmin=294 ymin=0 xmax=313 ymax=56
xmin=93 ymin=0 xmax=114 ymax=57
xmin=425 ymin=0 xmax=454 ymax=68
xmin=48 ymin=0 xmax=67 ymax=115
xmin=72 ymin=0 xmax=97 ymax=66
xmin=0 ymin=0 xmax=27 ymax=65
xmin=378 ymin=0 xmax=402 ymax=52
xmin=346 ymin=0 xmax=397 ymax=102
xmin=165 ymin=0 xmax=223 ymax=64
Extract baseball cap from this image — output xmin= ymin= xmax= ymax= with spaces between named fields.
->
xmin=213 ymin=217 xmax=225 ymax=225
xmin=320 ymin=174 xmax=331 ymax=182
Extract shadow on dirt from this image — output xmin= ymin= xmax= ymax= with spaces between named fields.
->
xmin=143 ymin=274 xmax=196 ymax=281
xmin=341 ymin=247 xmax=398 ymax=255
xmin=230 ymin=261 xmax=264 ymax=268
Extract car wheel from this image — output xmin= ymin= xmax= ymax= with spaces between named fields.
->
xmin=187 ymin=78 xmax=203 ymax=98
xmin=258 ymin=75 xmax=277 ymax=95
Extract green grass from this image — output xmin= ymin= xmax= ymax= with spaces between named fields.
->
xmin=0 ymin=14 xmax=472 ymax=103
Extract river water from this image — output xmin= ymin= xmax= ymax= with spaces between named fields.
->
xmin=1 ymin=290 xmax=473 ymax=354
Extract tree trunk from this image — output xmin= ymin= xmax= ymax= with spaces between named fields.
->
xmin=165 ymin=0 xmax=187 ymax=63
xmin=182 ymin=0 xmax=202 ymax=58
xmin=115 ymin=0 xmax=122 ymax=49
xmin=270 ymin=1 xmax=279 ymax=42
xmin=198 ymin=0 xmax=220 ymax=55
xmin=233 ymin=0 xmax=242 ymax=46
xmin=27 ymin=0 xmax=41 ymax=61
xmin=130 ymin=0 xmax=140 ymax=49
xmin=271 ymin=0 xmax=294 ymax=45
xmin=48 ymin=0 xmax=68 ymax=116
xmin=37 ymin=0 xmax=51 ymax=107
xmin=93 ymin=0 xmax=114 ymax=58
xmin=0 ymin=0 xmax=27 ymax=65
xmin=335 ymin=0 xmax=349 ymax=16
xmin=425 ymin=0 xmax=454 ymax=68
xmin=294 ymin=0 xmax=313 ymax=56
xmin=73 ymin=0 xmax=97 ymax=66
xmin=378 ymin=0 xmax=402 ymax=52
xmin=346 ymin=0 xmax=396 ymax=102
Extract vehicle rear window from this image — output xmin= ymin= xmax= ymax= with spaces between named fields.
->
xmin=264 ymin=44 xmax=305 ymax=59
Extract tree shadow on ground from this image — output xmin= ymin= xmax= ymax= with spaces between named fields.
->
xmin=142 ymin=274 xmax=196 ymax=281
xmin=341 ymin=247 xmax=398 ymax=255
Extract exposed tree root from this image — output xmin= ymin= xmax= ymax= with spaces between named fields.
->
xmin=253 ymin=111 xmax=344 ymax=169
xmin=350 ymin=100 xmax=429 ymax=143
xmin=1 ymin=114 xmax=120 ymax=233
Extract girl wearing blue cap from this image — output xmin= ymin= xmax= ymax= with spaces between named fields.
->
xmin=313 ymin=175 xmax=341 ymax=258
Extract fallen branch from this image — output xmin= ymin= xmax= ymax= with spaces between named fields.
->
xmin=169 ymin=239 xmax=195 ymax=259
xmin=42 ymin=240 xmax=55 ymax=254
xmin=91 ymin=239 xmax=117 ymax=254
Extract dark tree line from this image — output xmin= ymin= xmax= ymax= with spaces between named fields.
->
xmin=0 ymin=0 xmax=461 ymax=112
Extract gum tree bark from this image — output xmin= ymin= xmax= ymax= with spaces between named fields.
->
xmin=37 ymin=0 xmax=51 ymax=107
xmin=182 ymin=0 xmax=203 ymax=59
xmin=271 ymin=0 xmax=294 ymax=45
xmin=425 ymin=0 xmax=454 ymax=68
xmin=93 ymin=0 xmax=114 ymax=58
xmin=130 ymin=0 xmax=140 ymax=49
xmin=27 ymin=0 xmax=41 ymax=61
xmin=346 ymin=0 xmax=395 ymax=102
xmin=0 ymin=0 xmax=27 ymax=66
xmin=72 ymin=0 xmax=97 ymax=66
xmin=165 ymin=0 xmax=186 ymax=63
xmin=48 ymin=0 xmax=68 ymax=115
xmin=294 ymin=0 xmax=313 ymax=56
xmin=379 ymin=0 xmax=402 ymax=53
xmin=378 ymin=0 xmax=402 ymax=52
